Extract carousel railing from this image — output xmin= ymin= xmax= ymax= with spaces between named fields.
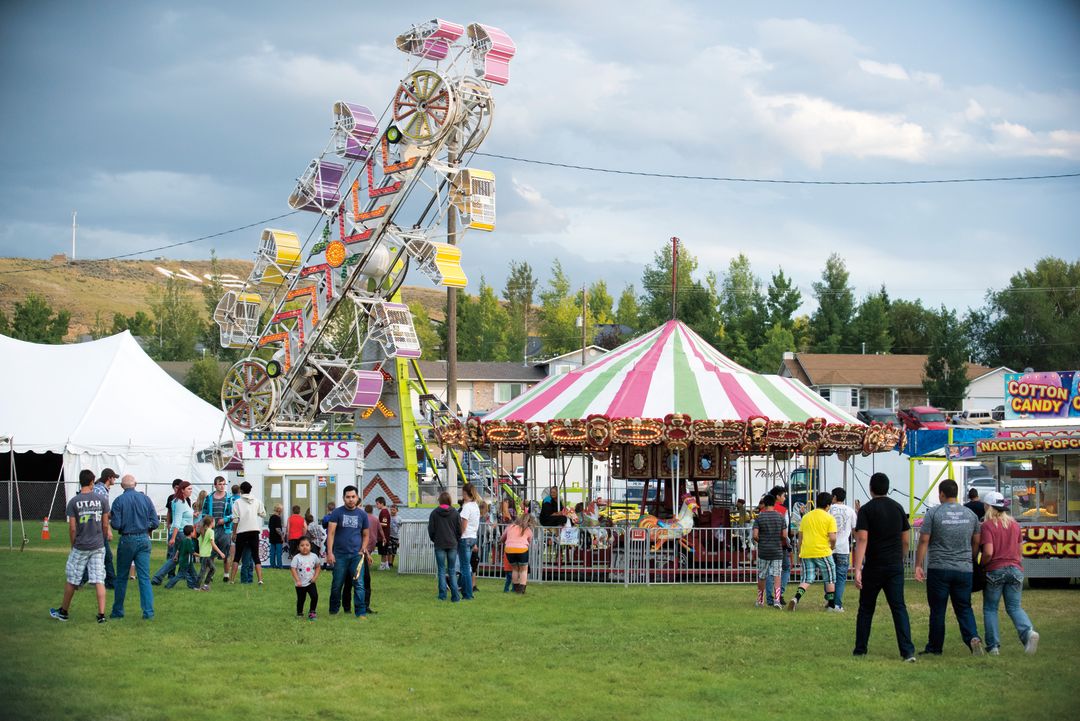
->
xmin=397 ymin=520 xmax=920 ymax=585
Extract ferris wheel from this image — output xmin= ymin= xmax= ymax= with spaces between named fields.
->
xmin=213 ymin=19 xmax=516 ymax=439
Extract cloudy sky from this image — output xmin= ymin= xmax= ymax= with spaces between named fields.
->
xmin=1 ymin=1 xmax=1077 ymax=315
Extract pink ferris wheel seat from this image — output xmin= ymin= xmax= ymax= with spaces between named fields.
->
xmin=395 ymin=18 xmax=465 ymax=60
xmin=333 ymin=101 xmax=378 ymax=161
xmin=288 ymin=159 xmax=345 ymax=213
xmin=320 ymin=369 xmax=385 ymax=413
xmin=467 ymin=23 xmax=516 ymax=86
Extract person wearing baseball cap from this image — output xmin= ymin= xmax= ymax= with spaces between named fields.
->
xmin=83 ymin=468 xmax=119 ymax=589
xmin=979 ymin=490 xmax=1039 ymax=655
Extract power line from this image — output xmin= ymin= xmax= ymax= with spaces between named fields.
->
xmin=475 ymin=152 xmax=1080 ymax=186
xmin=0 ymin=211 xmax=301 ymax=277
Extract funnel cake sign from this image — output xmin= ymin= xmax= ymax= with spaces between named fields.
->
xmin=1004 ymin=371 xmax=1080 ymax=419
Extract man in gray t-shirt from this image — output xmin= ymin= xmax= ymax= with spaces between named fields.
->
xmin=51 ymin=470 xmax=112 ymax=623
xmin=914 ymin=479 xmax=984 ymax=656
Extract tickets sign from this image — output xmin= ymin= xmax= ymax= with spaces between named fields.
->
xmin=240 ymin=432 xmax=360 ymax=461
xmin=1004 ymin=371 xmax=1080 ymax=419
xmin=1022 ymin=525 xmax=1080 ymax=558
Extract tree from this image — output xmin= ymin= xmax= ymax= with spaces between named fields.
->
xmin=197 ymin=250 xmax=242 ymax=360
xmin=716 ymin=254 xmax=766 ymax=367
xmin=0 ymin=308 xmax=8 ymax=336
xmin=8 ymin=293 xmax=70 ymax=343
xmin=408 ymin=302 xmax=442 ymax=359
xmin=502 ymin=260 xmax=537 ymax=364
xmin=148 ymin=277 xmax=205 ymax=361
xmin=809 ymin=253 xmax=855 ymax=353
xmin=457 ymin=279 xmax=511 ymax=361
xmin=638 ymin=240 xmax=699 ymax=329
xmin=588 ymin=280 xmax=614 ymax=325
xmin=976 ymin=257 xmax=1080 ymax=370
xmin=766 ymin=268 xmax=802 ymax=330
xmin=538 ymin=260 xmax=579 ymax=357
xmin=888 ymin=299 xmax=934 ymax=354
xmin=754 ymin=323 xmax=797 ymax=374
xmin=111 ymin=310 xmax=155 ymax=337
xmin=851 ymin=287 xmax=892 ymax=354
xmin=923 ymin=306 xmax=970 ymax=410
xmin=615 ymin=284 xmax=639 ymax=334
xmin=184 ymin=357 xmax=225 ymax=406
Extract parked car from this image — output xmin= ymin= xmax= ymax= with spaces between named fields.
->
xmin=955 ymin=409 xmax=995 ymax=425
xmin=991 ymin=405 xmax=1005 ymax=421
xmin=897 ymin=405 xmax=948 ymax=430
xmin=857 ymin=408 xmax=900 ymax=425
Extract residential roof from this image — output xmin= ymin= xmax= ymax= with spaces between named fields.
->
xmin=781 ymin=353 xmax=996 ymax=388
xmin=415 ymin=360 xmax=546 ymax=383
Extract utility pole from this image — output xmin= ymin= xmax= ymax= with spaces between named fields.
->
xmin=580 ymin=284 xmax=588 ymax=366
xmin=446 ymin=140 xmax=459 ymax=417
xmin=71 ymin=210 xmax=77 ymax=260
xmin=670 ymin=236 xmax=679 ymax=320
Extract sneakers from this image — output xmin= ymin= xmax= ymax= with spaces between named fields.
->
xmin=988 ymin=647 xmax=1000 ymax=656
xmin=96 ymin=614 xmax=107 ymax=624
xmin=1025 ymin=631 xmax=1040 ymax=655
xmin=49 ymin=608 xmax=69 ymax=622
xmin=825 ymin=606 xmax=843 ymax=613
xmin=258 ymin=580 xmax=264 ymax=586
xmin=199 ymin=585 xmax=210 ymax=591
xmin=903 ymin=656 xmax=917 ymax=663
xmin=970 ymin=638 xmax=985 ymax=656
xmin=786 ymin=597 xmax=799 ymax=612
xmin=308 ymin=612 xmax=317 ymax=621
xmin=223 ymin=575 xmax=230 ymax=583
xmin=755 ymin=601 xmax=765 ymax=608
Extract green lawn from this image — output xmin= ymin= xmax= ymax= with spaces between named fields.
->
xmin=1 ymin=532 xmax=1077 ymax=721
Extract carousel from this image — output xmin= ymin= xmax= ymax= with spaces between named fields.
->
xmin=437 ymin=315 xmax=905 ymax=581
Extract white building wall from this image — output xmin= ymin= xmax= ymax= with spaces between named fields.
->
xmin=964 ymin=371 xmax=1007 ymax=411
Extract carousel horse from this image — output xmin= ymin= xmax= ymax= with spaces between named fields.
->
xmin=636 ymin=494 xmax=699 ymax=552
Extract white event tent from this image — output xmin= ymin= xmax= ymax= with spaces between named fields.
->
xmin=0 ymin=331 xmax=227 ymax=511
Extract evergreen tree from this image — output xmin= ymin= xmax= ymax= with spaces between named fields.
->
xmin=8 ymin=293 xmax=70 ymax=344
xmin=588 ymin=280 xmax=614 ymax=325
xmin=923 ymin=306 xmax=971 ymax=410
xmin=809 ymin=253 xmax=855 ymax=353
xmin=538 ymin=260 xmax=579 ymax=357
xmin=766 ymin=267 xmax=802 ymax=330
xmin=148 ymin=277 xmax=205 ymax=360
xmin=615 ymin=284 xmax=639 ymax=334
xmin=502 ymin=261 xmax=537 ymax=365
xmin=717 ymin=254 xmax=766 ymax=366
xmin=851 ymin=287 xmax=893 ymax=353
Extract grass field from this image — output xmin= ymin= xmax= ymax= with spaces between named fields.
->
xmin=1 ymin=533 xmax=1077 ymax=721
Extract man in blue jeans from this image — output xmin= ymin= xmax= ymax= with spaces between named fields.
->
xmin=109 ymin=475 xmax=159 ymax=620
xmin=915 ymin=478 xmax=984 ymax=656
xmin=829 ymin=487 xmax=858 ymax=612
xmin=852 ymin=472 xmax=916 ymax=661
xmin=325 ymin=485 xmax=369 ymax=619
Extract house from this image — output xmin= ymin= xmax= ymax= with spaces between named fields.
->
xmin=778 ymin=352 xmax=1005 ymax=414
xmin=413 ymin=361 xmax=547 ymax=416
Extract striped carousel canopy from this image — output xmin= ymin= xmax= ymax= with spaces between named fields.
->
xmin=486 ymin=320 xmax=859 ymax=424
xmin=462 ymin=320 xmax=903 ymax=455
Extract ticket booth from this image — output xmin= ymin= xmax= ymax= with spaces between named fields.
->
xmin=237 ymin=432 xmax=363 ymax=526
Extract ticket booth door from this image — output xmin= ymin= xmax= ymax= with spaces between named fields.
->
xmin=287 ymin=475 xmax=315 ymax=517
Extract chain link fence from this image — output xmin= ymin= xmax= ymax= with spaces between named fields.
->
xmin=398 ymin=519 xmax=920 ymax=586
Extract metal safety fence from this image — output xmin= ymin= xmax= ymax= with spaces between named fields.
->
xmin=398 ymin=520 xmax=919 ymax=585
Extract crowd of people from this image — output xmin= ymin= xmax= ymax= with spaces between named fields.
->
xmin=749 ymin=473 xmax=1040 ymax=661
xmin=49 ymin=472 xmax=400 ymax=623
xmin=48 ymin=469 xmax=1042 ymax=661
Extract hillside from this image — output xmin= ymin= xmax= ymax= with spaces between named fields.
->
xmin=0 ymin=257 xmax=450 ymax=340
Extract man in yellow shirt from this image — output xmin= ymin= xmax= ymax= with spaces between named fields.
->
xmin=787 ymin=491 xmax=838 ymax=612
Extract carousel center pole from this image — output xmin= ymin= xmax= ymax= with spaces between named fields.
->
xmin=670 ymin=236 xmax=679 ymax=320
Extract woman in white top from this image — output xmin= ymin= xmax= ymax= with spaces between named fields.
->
xmin=458 ymin=483 xmax=481 ymax=600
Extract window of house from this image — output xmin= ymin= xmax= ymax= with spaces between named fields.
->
xmin=818 ymin=388 xmax=831 ymax=402
xmin=554 ymin=363 xmax=572 ymax=375
xmin=494 ymin=382 xmax=524 ymax=403
xmin=851 ymin=388 xmax=860 ymax=407
xmin=890 ymin=388 xmax=900 ymax=409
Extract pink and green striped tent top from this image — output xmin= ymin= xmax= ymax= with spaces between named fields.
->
xmin=483 ymin=320 xmax=861 ymax=425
